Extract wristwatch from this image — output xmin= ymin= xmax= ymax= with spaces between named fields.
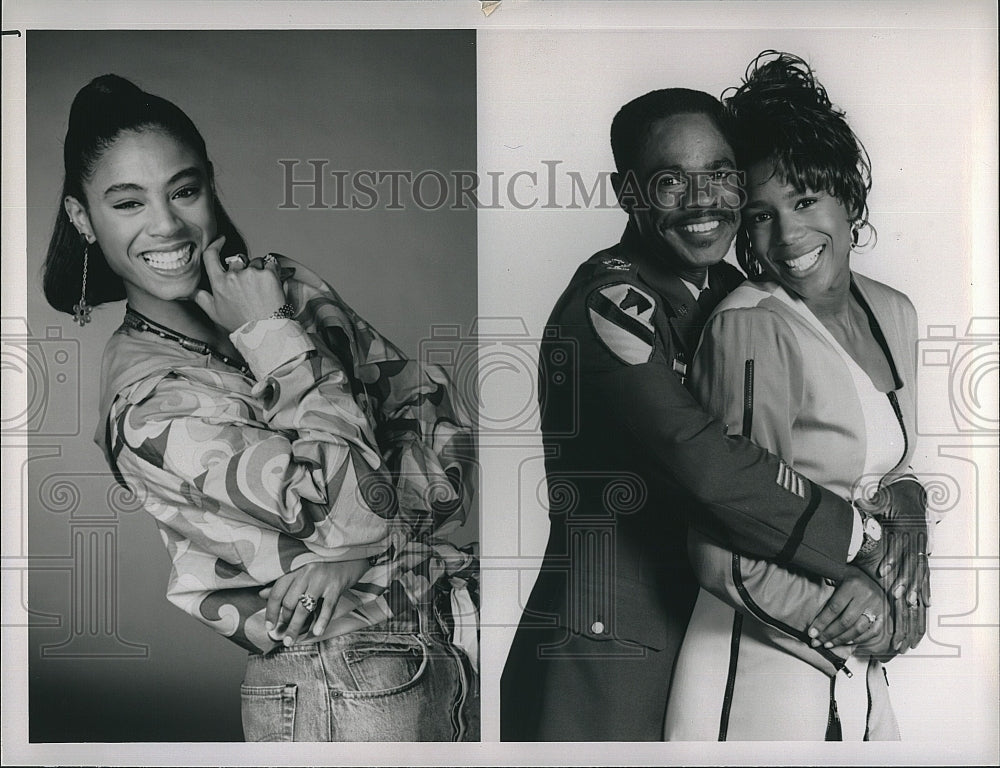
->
xmin=857 ymin=507 xmax=884 ymax=559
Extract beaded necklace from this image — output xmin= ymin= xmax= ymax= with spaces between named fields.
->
xmin=123 ymin=305 xmax=254 ymax=379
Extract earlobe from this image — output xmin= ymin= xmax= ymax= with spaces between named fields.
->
xmin=63 ymin=196 xmax=94 ymax=243
xmin=610 ymin=172 xmax=632 ymax=215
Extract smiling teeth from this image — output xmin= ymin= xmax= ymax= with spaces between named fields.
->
xmin=682 ymin=220 xmax=720 ymax=234
xmin=785 ymin=246 xmax=822 ymax=272
xmin=142 ymin=245 xmax=193 ymax=270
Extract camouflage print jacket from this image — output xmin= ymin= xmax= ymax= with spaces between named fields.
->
xmin=95 ymin=257 xmax=477 ymax=654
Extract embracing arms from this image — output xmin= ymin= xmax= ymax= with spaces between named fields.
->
xmin=684 ymin=300 xmax=929 ymax=666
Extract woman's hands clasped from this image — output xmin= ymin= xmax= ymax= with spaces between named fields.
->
xmin=807 ymin=567 xmax=892 ymax=654
xmin=259 ymin=558 xmax=373 ymax=646
xmin=193 ymin=235 xmax=288 ymax=334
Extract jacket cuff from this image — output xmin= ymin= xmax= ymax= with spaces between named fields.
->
xmin=230 ymin=318 xmax=316 ymax=376
xmin=846 ymin=504 xmax=864 ymax=562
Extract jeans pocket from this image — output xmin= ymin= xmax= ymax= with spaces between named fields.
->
xmin=240 ymin=683 xmax=297 ymax=741
xmin=339 ymin=638 xmax=428 ymax=697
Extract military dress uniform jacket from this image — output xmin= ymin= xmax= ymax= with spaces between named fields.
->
xmin=500 ymin=226 xmax=861 ymax=741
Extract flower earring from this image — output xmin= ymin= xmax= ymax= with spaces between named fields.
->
xmin=73 ymin=239 xmax=93 ymax=326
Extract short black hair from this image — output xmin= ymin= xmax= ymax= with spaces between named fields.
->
xmin=610 ymin=88 xmax=733 ymax=175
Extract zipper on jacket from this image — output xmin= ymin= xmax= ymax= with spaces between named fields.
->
xmin=718 ymin=612 xmax=743 ymax=741
xmin=825 ymin=675 xmax=843 ymax=740
xmin=742 ymin=360 xmax=754 ymax=438
xmin=731 ymin=553 xmax=851 ymax=676
xmin=886 ymin=390 xmax=909 ymax=468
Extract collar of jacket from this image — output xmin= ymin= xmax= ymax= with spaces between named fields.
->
xmin=617 ymin=223 xmax=717 ymax=356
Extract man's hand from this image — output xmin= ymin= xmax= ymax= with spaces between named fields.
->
xmin=807 ymin=566 xmax=889 ymax=650
xmin=854 ymin=479 xmax=930 ymax=612
xmin=259 ymin=558 xmax=372 ymax=646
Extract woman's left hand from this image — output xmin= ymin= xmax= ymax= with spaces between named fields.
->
xmin=259 ymin=559 xmax=372 ymax=646
xmin=807 ymin=566 xmax=890 ymax=650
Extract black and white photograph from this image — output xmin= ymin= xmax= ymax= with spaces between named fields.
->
xmin=477 ymin=6 xmax=998 ymax=763
xmin=13 ymin=26 xmax=479 ymax=745
xmin=2 ymin=1 xmax=997 ymax=766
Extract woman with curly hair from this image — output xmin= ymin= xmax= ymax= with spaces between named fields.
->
xmin=43 ymin=73 xmax=478 ymax=741
xmin=664 ymin=52 xmax=932 ymax=741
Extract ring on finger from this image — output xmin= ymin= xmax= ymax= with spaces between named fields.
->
xmin=861 ymin=609 xmax=879 ymax=624
xmin=298 ymin=592 xmax=318 ymax=613
xmin=262 ymin=252 xmax=278 ymax=268
xmin=225 ymin=253 xmax=249 ymax=271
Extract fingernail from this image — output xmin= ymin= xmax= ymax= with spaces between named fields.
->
xmin=283 ymin=636 xmax=292 ymax=647
xmin=810 ymin=639 xmax=819 ymax=647
xmin=907 ymin=592 xmax=918 ymax=606
xmin=893 ymin=584 xmax=905 ymax=598
xmin=823 ymin=642 xmax=833 ymax=649
xmin=846 ymin=640 xmax=854 ymax=645
xmin=808 ymin=627 xmax=818 ymax=638
xmin=265 ymin=621 xmax=274 ymax=631
xmin=313 ymin=625 xmax=324 ymax=636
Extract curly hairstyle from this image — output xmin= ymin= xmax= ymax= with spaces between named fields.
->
xmin=724 ymin=51 xmax=875 ymax=277
xmin=43 ymin=74 xmax=247 ymax=316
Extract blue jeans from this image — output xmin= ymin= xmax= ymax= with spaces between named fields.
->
xmin=240 ymin=611 xmax=479 ymax=741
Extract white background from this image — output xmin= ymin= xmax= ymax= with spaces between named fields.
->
xmin=3 ymin=1 xmax=998 ymax=766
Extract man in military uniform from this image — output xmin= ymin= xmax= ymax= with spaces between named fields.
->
xmin=500 ymin=89 xmax=926 ymax=741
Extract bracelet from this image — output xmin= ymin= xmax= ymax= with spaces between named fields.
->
xmin=269 ymin=303 xmax=295 ymax=320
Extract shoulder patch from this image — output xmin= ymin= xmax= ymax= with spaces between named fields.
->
xmin=586 ymin=283 xmax=657 ymax=365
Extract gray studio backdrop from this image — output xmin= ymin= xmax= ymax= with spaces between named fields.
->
xmin=24 ymin=29 xmax=476 ymax=742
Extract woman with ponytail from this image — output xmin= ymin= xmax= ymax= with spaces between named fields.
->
xmin=43 ymin=74 xmax=478 ymax=741
xmin=664 ymin=52 xmax=933 ymax=740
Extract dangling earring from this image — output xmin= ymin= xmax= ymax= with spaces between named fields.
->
xmin=746 ymin=245 xmax=765 ymax=280
xmin=739 ymin=230 xmax=765 ymax=281
xmin=73 ymin=241 xmax=93 ymax=326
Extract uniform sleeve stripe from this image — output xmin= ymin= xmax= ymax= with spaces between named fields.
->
xmin=774 ymin=482 xmax=823 ymax=566
xmin=588 ymin=291 xmax=655 ymax=346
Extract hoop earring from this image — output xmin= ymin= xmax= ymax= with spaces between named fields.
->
xmin=744 ymin=243 xmax=766 ymax=281
xmin=850 ymin=224 xmax=861 ymax=251
xmin=73 ymin=243 xmax=93 ymax=326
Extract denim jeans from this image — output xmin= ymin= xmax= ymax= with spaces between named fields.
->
xmin=240 ymin=610 xmax=479 ymax=741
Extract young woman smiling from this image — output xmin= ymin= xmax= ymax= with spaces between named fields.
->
xmin=43 ymin=74 xmax=479 ymax=742
xmin=664 ymin=52 xmax=935 ymax=741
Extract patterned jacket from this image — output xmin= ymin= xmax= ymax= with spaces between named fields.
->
xmin=96 ymin=257 xmax=477 ymax=654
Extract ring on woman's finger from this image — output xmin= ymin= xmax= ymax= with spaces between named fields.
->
xmin=860 ymin=609 xmax=879 ymax=624
xmin=262 ymin=252 xmax=278 ymax=268
xmin=224 ymin=253 xmax=249 ymax=271
xmin=298 ymin=592 xmax=318 ymax=613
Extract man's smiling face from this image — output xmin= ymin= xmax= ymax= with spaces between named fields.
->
xmin=627 ymin=112 xmax=740 ymax=274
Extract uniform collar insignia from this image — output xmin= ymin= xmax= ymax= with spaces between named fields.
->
xmin=600 ymin=256 xmax=632 ymax=271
